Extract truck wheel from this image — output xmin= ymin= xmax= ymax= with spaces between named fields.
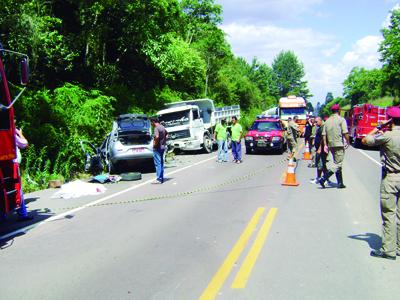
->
xmin=203 ymin=134 xmax=213 ymax=153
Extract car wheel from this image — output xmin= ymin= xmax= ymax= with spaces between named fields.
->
xmin=120 ymin=172 xmax=142 ymax=181
xmin=278 ymin=144 xmax=285 ymax=154
xmin=353 ymin=138 xmax=361 ymax=149
xmin=109 ymin=162 xmax=119 ymax=174
xmin=203 ymin=134 xmax=213 ymax=153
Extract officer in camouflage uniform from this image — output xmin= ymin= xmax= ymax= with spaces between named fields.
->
xmin=362 ymin=107 xmax=400 ymax=260
xmin=318 ymin=104 xmax=350 ymax=188
xmin=286 ymin=116 xmax=301 ymax=160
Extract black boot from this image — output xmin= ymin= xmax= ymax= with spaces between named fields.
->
xmin=318 ymin=171 xmax=333 ymax=188
xmin=336 ymin=171 xmax=346 ymax=189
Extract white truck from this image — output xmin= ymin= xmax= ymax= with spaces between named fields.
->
xmin=156 ymin=99 xmax=240 ymax=153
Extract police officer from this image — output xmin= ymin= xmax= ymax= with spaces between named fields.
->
xmin=318 ymin=104 xmax=350 ymax=188
xmin=362 ymin=107 xmax=400 ymax=260
xmin=286 ymin=116 xmax=301 ymax=160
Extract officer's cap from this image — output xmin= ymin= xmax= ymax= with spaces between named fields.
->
xmin=387 ymin=106 xmax=400 ymax=119
xmin=331 ymin=104 xmax=340 ymax=111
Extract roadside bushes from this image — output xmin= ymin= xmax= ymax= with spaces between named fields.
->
xmin=15 ymin=83 xmax=115 ymax=190
xmin=239 ymin=107 xmax=263 ymax=133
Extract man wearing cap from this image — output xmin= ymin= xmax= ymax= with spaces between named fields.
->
xmin=318 ymin=104 xmax=350 ymax=188
xmin=362 ymin=107 xmax=400 ymax=260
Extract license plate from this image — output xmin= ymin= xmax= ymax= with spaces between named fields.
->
xmin=131 ymin=148 xmax=144 ymax=153
xmin=257 ymin=142 xmax=267 ymax=147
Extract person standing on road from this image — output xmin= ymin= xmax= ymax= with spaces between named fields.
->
xmin=214 ymin=119 xmax=228 ymax=163
xmin=305 ymin=117 xmax=316 ymax=167
xmin=318 ymin=104 xmax=350 ymax=189
xmin=304 ymin=116 xmax=314 ymax=151
xmin=14 ymin=126 xmax=33 ymax=221
xmin=286 ymin=116 xmax=301 ymax=160
xmin=151 ymin=118 xmax=168 ymax=184
xmin=310 ymin=117 xmax=330 ymax=184
xmin=231 ymin=116 xmax=243 ymax=164
xmin=362 ymin=107 xmax=400 ymax=260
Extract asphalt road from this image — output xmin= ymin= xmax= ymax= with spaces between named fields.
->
xmin=1 ymin=143 xmax=400 ymax=300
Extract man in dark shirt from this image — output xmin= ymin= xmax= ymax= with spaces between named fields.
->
xmin=310 ymin=117 xmax=329 ymax=184
xmin=304 ymin=117 xmax=314 ymax=149
xmin=151 ymin=118 xmax=168 ymax=184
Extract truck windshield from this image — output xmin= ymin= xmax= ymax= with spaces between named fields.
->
xmin=281 ymin=107 xmax=306 ymax=115
xmin=251 ymin=121 xmax=281 ymax=132
xmin=159 ymin=110 xmax=190 ymax=127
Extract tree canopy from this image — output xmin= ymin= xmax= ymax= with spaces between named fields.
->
xmin=0 ymin=0 xmax=313 ymax=188
xmin=271 ymin=50 xmax=312 ymax=100
xmin=339 ymin=7 xmax=400 ymax=110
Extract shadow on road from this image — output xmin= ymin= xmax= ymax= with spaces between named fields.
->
xmin=352 ymin=144 xmax=380 ymax=151
xmin=348 ymin=233 xmax=381 ymax=250
xmin=0 ymin=206 xmax=55 ymax=249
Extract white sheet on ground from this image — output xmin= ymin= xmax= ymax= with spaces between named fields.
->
xmin=51 ymin=180 xmax=107 ymax=199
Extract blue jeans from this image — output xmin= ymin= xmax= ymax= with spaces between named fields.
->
xmin=217 ymin=140 xmax=228 ymax=162
xmin=153 ymin=149 xmax=165 ymax=182
xmin=232 ymin=140 xmax=242 ymax=161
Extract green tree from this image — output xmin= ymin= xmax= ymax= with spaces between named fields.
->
xmin=343 ymin=67 xmax=385 ymax=106
xmin=271 ymin=50 xmax=312 ymax=99
xmin=306 ymin=102 xmax=314 ymax=112
xmin=379 ymin=8 xmax=400 ymax=98
xmin=325 ymin=92 xmax=334 ymax=103
xmin=1 ymin=0 xmax=77 ymax=86
xmin=248 ymin=58 xmax=278 ymax=107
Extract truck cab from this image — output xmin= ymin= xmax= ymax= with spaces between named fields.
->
xmin=157 ymin=99 xmax=240 ymax=153
xmin=157 ymin=104 xmax=206 ymax=152
xmin=278 ymin=95 xmax=307 ymax=132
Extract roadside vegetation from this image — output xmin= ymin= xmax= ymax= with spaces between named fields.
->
xmin=318 ymin=8 xmax=400 ymax=117
xmin=1 ymin=0 xmax=312 ymax=191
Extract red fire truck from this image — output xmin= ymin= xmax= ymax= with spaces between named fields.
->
xmin=346 ymin=103 xmax=388 ymax=148
xmin=0 ymin=43 xmax=29 ymax=217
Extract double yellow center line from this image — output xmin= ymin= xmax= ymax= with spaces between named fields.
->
xmin=199 ymin=207 xmax=278 ymax=300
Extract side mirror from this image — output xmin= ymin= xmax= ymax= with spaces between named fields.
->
xmin=20 ymin=57 xmax=29 ymax=85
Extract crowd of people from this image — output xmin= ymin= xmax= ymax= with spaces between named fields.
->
xmin=289 ymin=104 xmax=400 ymax=261
xmin=10 ymin=107 xmax=400 ymax=261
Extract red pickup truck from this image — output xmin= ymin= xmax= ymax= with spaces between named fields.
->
xmin=244 ymin=117 xmax=286 ymax=154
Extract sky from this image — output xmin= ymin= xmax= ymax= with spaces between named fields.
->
xmin=215 ymin=0 xmax=399 ymax=105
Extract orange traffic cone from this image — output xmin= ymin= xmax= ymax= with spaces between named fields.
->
xmin=303 ymin=142 xmax=311 ymax=160
xmin=282 ymin=159 xmax=299 ymax=186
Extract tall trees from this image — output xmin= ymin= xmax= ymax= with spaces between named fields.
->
xmin=1 ymin=0 xmax=316 ymax=180
xmin=379 ymin=8 xmax=400 ymax=97
xmin=343 ymin=67 xmax=385 ymax=106
xmin=271 ymin=50 xmax=311 ymax=99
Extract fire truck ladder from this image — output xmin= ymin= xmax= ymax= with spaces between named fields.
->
xmin=0 ymin=163 xmax=20 ymax=214
xmin=377 ymin=107 xmax=387 ymax=124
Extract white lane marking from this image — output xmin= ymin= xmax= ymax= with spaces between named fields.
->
xmin=358 ymin=149 xmax=382 ymax=167
xmin=0 ymin=154 xmax=217 ymax=241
